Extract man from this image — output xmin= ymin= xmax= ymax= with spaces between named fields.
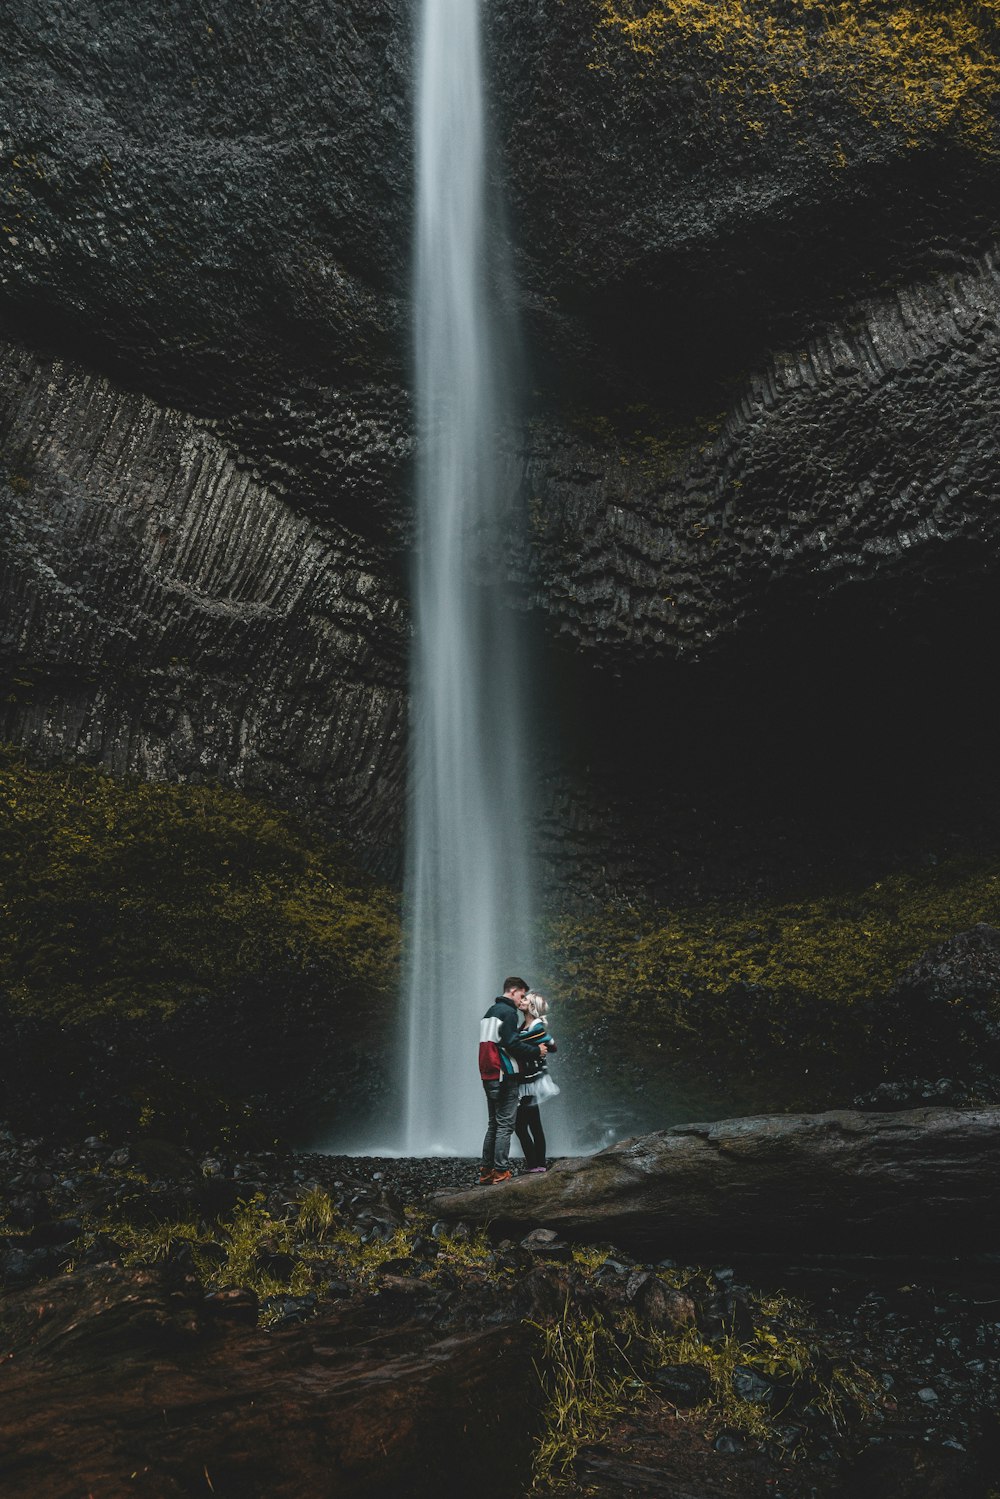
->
xmin=478 ymin=976 xmax=547 ymax=1184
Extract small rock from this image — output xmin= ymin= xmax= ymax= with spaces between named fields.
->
xmin=772 ymin=1422 xmax=806 ymax=1451
xmin=378 ymin=1256 xmax=419 ymax=1277
xmin=77 ymin=1232 xmax=124 ymax=1266
xmin=377 ymin=1274 xmax=428 ymax=1296
xmin=0 ymin=1243 xmax=32 ymax=1287
xmin=6 ymin=1195 xmax=42 ymax=1230
xmin=255 ymin=1249 xmax=295 ymax=1279
xmin=714 ymin=1429 xmax=748 ymax=1456
xmin=593 ymin=1258 xmax=630 ymax=1278
xmin=520 ymin=1228 xmax=573 ymax=1261
xmin=652 ymin=1363 xmax=713 ymax=1407
xmin=732 ymin=1365 xmax=775 ymax=1404
xmin=28 ymin=1217 xmax=82 ymax=1248
xmin=261 ymin=1293 xmax=316 ymax=1327
xmin=495 ymin=1244 xmax=534 ymax=1271
xmin=625 ymin=1271 xmax=696 ymax=1332
xmin=520 ymin=1228 xmax=560 ymax=1249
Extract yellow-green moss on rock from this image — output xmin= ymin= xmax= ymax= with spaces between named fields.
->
xmin=594 ymin=0 xmax=1000 ymax=149
xmin=548 ymin=858 xmax=1000 ymax=1072
xmin=0 ymin=746 xmax=400 ymax=1024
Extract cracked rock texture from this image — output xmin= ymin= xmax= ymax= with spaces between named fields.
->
xmin=0 ymin=1256 xmax=539 ymax=1499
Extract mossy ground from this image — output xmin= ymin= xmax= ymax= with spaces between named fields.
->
xmin=2 ymin=744 xmax=997 ymax=1129
xmin=543 ymin=857 xmax=1000 ymax=1107
xmin=66 ymin=1168 xmax=878 ymax=1487
xmin=0 ymin=744 xmax=400 ymax=1024
xmin=529 ymin=1262 xmax=878 ymax=1489
xmin=71 ymin=1185 xmax=500 ymax=1324
xmin=0 ymin=745 xmax=400 ymax=1140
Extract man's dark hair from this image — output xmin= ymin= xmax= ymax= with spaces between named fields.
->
xmin=503 ymin=976 xmax=528 ymax=993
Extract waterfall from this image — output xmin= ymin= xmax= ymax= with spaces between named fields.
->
xmin=403 ymin=0 xmax=535 ymax=1154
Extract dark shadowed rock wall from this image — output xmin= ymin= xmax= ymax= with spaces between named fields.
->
xmin=0 ymin=343 xmax=406 ymax=858
xmin=5 ymin=0 xmax=1000 ymax=895
xmin=1 ymin=0 xmax=415 ymax=868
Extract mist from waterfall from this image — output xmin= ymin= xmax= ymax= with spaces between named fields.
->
xmin=403 ymin=0 xmax=535 ymax=1154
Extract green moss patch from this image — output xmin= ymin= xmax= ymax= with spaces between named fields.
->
xmin=72 ymin=1185 xmax=502 ymax=1326
xmin=529 ymin=1281 xmax=877 ymax=1489
xmin=593 ymin=0 xmax=1000 ymax=150
xmin=0 ymin=745 xmax=400 ymax=1024
xmin=547 ymin=858 xmax=1000 ymax=1098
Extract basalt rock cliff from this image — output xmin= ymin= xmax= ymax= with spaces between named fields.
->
xmin=5 ymin=0 xmax=1000 ymax=899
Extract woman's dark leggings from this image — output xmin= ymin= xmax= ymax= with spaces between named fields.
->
xmin=514 ymin=1102 xmax=546 ymax=1169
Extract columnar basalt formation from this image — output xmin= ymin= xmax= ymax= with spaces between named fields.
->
xmin=4 ymin=0 xmax=1000 ymax=894
xmin=519 ymin=249 xmax=1000 ymax=658
xmin=0 ymin=344 xmax=407 ymax=862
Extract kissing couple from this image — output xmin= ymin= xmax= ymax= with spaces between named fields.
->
xmin=478 ymin=976 xmax=560 ymax=1186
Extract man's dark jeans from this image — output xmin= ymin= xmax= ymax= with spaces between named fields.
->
xmin=482 ymin=1077 xmax=520 ymax=1172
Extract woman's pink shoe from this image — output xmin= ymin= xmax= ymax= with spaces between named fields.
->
xmin=526 ymin=1166 xmax=547 ymax=1174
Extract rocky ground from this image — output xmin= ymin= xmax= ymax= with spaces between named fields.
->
xmin=1 ymin=1128 xmax=999 ymax=1496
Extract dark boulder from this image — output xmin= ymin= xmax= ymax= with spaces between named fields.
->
xmin=624 ymin=1270 xmax=697 ymax=1334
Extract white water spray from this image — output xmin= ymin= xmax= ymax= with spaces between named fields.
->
xmin=403 ymin=0 xmax=535 ymax=1154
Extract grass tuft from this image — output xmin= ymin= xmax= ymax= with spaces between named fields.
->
xmin=528 ymin=1279 xmax=879 ymax=1488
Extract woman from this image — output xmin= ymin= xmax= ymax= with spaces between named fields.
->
xmin=515 ymin=991 xmax=559 ymax=1173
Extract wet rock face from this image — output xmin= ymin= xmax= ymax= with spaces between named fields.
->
xmin=489 ymin=0 xmax=1000 ymax=411
xmin=486 ymin=0 xmax=1000 ymax=662
xmin=859 ymin=925 xmax=1000 ymax=1109
xmin=518 ymin=250 xmax=1000 ymax=660
xmin=2 ymin=0 xmax=418 ymax=864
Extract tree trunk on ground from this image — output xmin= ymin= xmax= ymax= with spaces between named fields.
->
xmin=431 ymin=1107 xmax=1000 ymax=1257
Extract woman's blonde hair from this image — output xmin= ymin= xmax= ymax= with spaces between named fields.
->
xmin=525 ymin=991 xmax=548 ymax=1021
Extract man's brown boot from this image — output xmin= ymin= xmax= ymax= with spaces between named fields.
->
xmin=478 ymin=1168 xmax=494 ymax=1185
xmin=491 ymin=1170 xmax=513 ymax=1184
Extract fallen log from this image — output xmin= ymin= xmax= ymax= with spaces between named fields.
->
xmin=0 ymin=1258 xmax=540 ymax=1498
xmin=431 ymin=1107 xmax=1000 ymax=1257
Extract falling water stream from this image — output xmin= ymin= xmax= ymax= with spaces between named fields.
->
xmin=403 ymin=0 xmax=535 ymax=1154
